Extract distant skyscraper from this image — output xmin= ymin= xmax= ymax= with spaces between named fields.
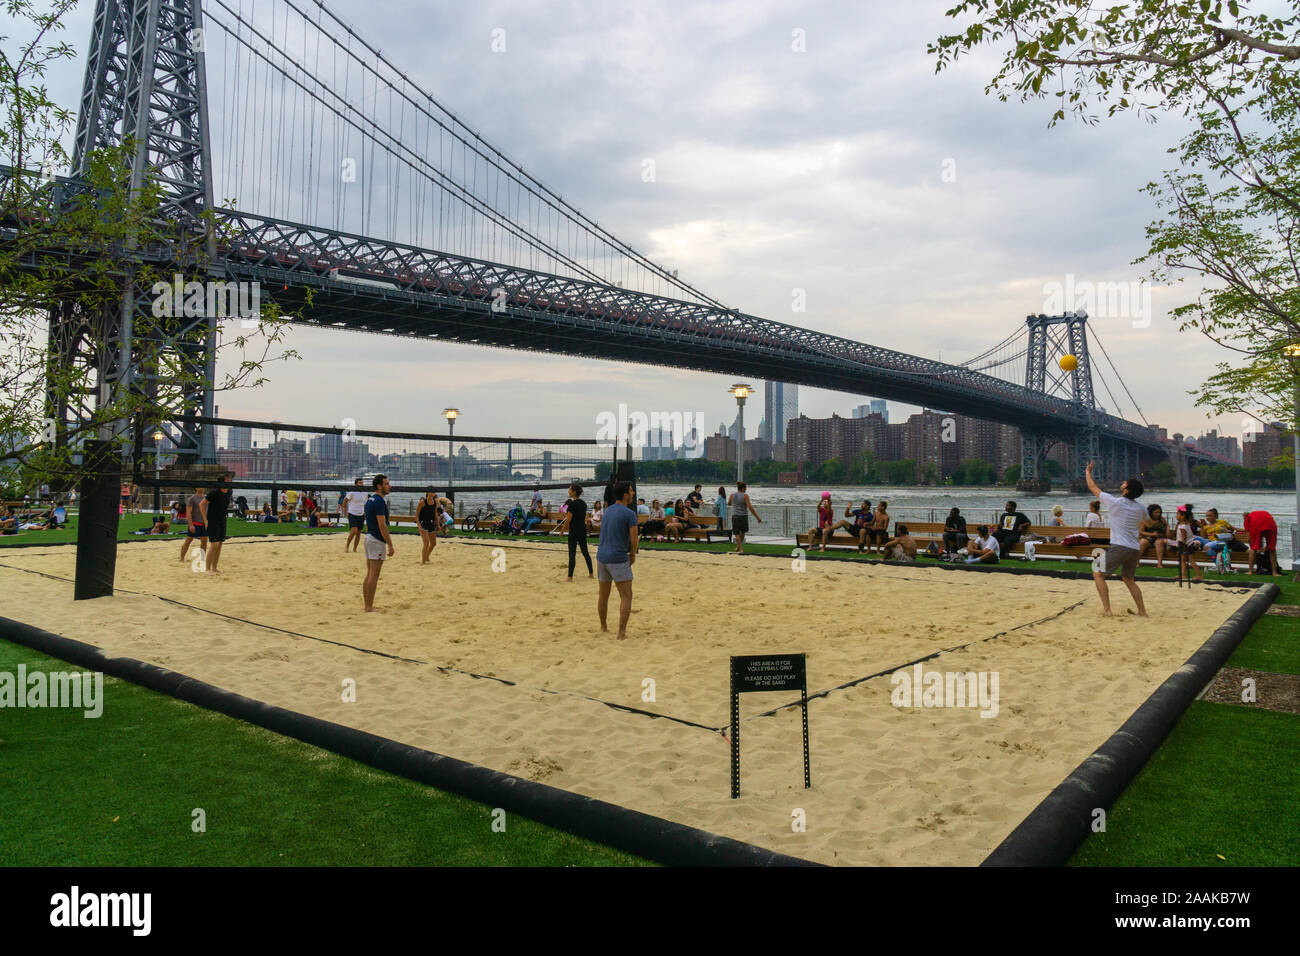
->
xmin=764 ymin=382 xmax=799 ymax=445
xmin=853 ymin=399 xmax=888 ymax=423
xmin=226 ymin=425 xmax=252 ymax=451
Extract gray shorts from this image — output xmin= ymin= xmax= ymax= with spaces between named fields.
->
xmin=596 ymin=560 xmax=633 ymax=583
xmin=364 ymin=535 xmax=387 ymax=561
xmin=1104 ymin=545 xmax=1140 ymax=577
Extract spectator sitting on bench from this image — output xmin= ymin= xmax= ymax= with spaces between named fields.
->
xmin=1202 ymin=508 xmax=1245 ymax=569
xmin=867 ymin=500 xmax=891 ymax=554
xmin=942 ymin=507 xmax=968 ymax=555
xmin=522 ymin=500 xmax=547 ymax=533
xmin=882 ymin=524 xmax=919 ymax=563
xmin=1138 ymin=504 xmax=1176 ymax=568
xmin=589 ymin=500 xmax=603 ymax=533
xmin=644 ymin=499 xmax=667 ymax=537
xmin=664 ymin=501 xmax=686 ymax=542
xmin=992 ymin=500 xmax=1031 ymax=554
xmin=966 ymin=525 xmax=1000 ymax=564
xmin=809 ymin=492 xmax=835 ymax=552
xmin=636 ymin=498 xmax=650 ymax=517
xmin=1047 ymin=505 xmax=1066 ymax=542
xmin=261 ymin=503 xmax=278 ymax=523
xmin=825 ymin=498 xmax=870 ymax=549
xmin=1085 ymin=500 xmax=1104 ymax=528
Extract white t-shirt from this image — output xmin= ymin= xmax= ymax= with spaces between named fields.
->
xmin=974 ymin=534 xmax=1000 ymax=556
xmin=345 ymin=490 xmax=368 ymax=516
xmin=1085 ymin=512 xmax=1103 ymax=528
xmin=1100 ymin=491 xmax=1147 ymax=550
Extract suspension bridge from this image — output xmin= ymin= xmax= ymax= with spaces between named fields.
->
xmin=6 ymin=0 xmax=1234 ymax=493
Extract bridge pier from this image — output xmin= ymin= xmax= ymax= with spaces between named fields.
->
xmin=1017 ymin=432 xmax=1056 ymax=493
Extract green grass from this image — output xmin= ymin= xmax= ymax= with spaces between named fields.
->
xmin=0 ymin=639 xmax=651 ymax=866
xmin=1225 ymin=615 xmax=1300 ymax=675
xmin=0 ymin=512 xmax=346 ymax=547
xmin=1069 ymin=702 xmax=1300 ymax=866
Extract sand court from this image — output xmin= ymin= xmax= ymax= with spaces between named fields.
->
xmin=0 ymin=534 xmax=1255 ymax=865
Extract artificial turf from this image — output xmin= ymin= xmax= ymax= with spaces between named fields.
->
xmin=1068 ymin=702 xmax=1300 ymax=867
xmin=0 ymin=638 xmax=651 ymax=866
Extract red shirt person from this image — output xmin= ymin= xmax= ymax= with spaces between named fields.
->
xmin=1242 ymin=510 xmax=1280 ymax=576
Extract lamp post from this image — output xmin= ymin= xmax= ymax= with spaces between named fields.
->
xmin=728 ymin=384 xmax=753 ymax=483
xmin=443 ymin=408 xmax=460 ymax=504
xmin=152 ymin=429 xmax=164 ymax=512
xmin=270 ymin=421 xmax=281 ymax=513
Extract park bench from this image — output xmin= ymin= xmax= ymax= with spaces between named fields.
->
xmin=794 ymin=521 xmax=1256 ymax=568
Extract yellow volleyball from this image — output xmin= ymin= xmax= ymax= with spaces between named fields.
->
xmin=1059 ymin=354 xmax=1078 ymax=372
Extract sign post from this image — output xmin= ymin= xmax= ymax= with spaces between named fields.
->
xmin=729 ymin=653 xmax=810 ymax=799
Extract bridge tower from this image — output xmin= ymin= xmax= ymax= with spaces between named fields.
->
xmin=50 ymin=0 xmax=219 ymax=471
xmin=1019 ymin=312 xmax=1101 ymax=491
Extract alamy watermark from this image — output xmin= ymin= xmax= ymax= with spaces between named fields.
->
xmin=890 ymin=664 xmax=999 ymax=718
xmin=0 ymin=665 xmax=103 ymax=718
xmin=151 ymin=273 xmax=262 ymax=328
xmin=595 ymin=404 xmax=705 ymax=452
xmin=1042 ymin=275 xmax=1152 ymax=329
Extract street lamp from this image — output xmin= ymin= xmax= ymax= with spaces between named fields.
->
xmin=152 ymin=429 xmax=164 ymax=512
xmin=728 ymin=384 xmax=753 ymax=483
xmin=443 ymin=408 xmax=460 ymax=504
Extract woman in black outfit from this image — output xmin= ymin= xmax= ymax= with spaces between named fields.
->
xmin=943 ymin=507 xmax=969 ymax=555
xmin=417 ymin=488 xmax=450 ymax=564
xmin=560 ymin=482 xmax=593 ymax=580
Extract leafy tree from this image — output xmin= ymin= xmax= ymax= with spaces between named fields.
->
xmin=931 ymin=1 xmax=1300 ymax=442
xmin=1 ymin=0 xmax=299 ymax=491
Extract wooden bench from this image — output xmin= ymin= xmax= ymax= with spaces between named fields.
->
xmin=794 ymin=522 xmax=1256 ymax=568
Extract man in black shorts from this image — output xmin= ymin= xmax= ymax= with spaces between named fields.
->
xmin=343 ymin=477 xmax=367 ymax=552
xmin=180 ymin=484 xmax=207 ymax=564
xmin=201 ymin=474 xmax=232 ymax=574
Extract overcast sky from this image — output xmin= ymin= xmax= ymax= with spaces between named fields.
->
xmin=37 ymin=0 xmax=1246 ymax=444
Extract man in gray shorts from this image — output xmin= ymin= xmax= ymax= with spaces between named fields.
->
xmin=361 ymin=474 xmax=395 ymax=612
xmin=1085 ymin=460 xmax=1149 ymax=617
xmin=596 ymin=480 xmax=639 ymax=640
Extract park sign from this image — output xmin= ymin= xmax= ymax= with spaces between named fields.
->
xmin=729 ymin=654 xmax=811 ymax=799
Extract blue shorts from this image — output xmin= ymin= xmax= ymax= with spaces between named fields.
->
xmin=187 ymin=522 xmax=206 ymax=538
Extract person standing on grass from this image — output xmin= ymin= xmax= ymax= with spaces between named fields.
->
xmin=362 ymin=474 xmax=395 ymax=612
xmin=201 ymin=475 xmax=232 ymax=575
xmin=180 ymin=484 xmax=207 ymax=564
xmin=596 ymin=481 xmax=638 ymax=639
xmin=715 ymin=486 xmax=727 ymax=532
xmin=1085 ymin=461 xmax=1148 ymax=617
xmin=728 ymin=481 xmax=761 ymax=554
xmin=559 ymin=483 xmax=593 ymax=581
xmin=343 ymin=477 xmax=367 ymax=552
xmin=1243 ymin=510 xmax=1280 ymax=576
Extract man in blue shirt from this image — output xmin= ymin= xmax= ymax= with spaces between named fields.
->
xmin=596 ymin=481 xmax=639 ymax=640
xmin=362 ymin=474 xmax=394 ymax=612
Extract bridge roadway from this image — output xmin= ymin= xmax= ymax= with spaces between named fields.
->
xmin=217 ymin=209 xmax=1174 ymax=446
